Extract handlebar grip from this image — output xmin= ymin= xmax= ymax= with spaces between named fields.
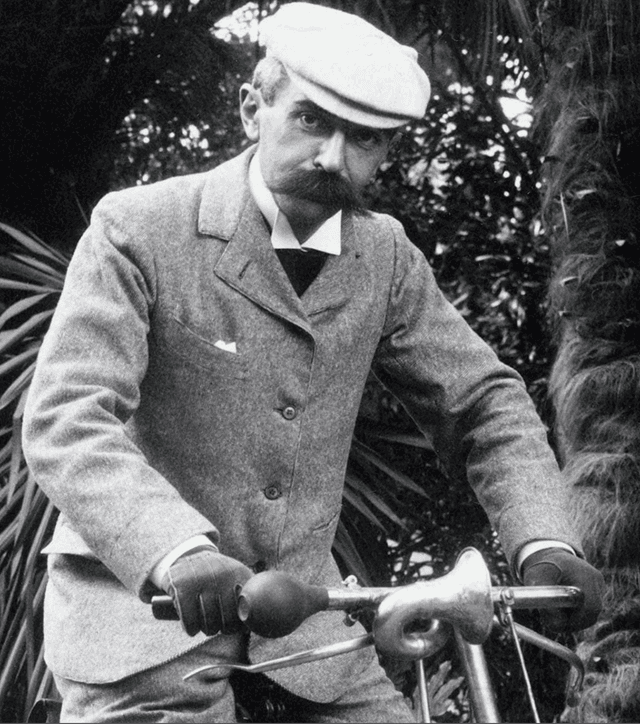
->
xmin=237 ymin=570 xmax=330 ymax=638
xmin=151 ymin=595 xmax=179 ymax=621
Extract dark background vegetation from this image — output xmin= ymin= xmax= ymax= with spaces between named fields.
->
xmin=2 ymin=1 xmax=638 ymax=722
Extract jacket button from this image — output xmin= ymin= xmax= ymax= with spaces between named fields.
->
xmin=263 ymin=485 xmax=282 ymax=500
xmin=282 ymin=406 xmax=297 ymax=420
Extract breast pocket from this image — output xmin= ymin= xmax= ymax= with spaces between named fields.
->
xmin=159 ymin=315 xmax=249 ymax=379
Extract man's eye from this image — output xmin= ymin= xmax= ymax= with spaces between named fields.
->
xmin=299 ymin=113 xmax=323 ymax=130
xmin=351 ymin=129 xmax=384 ymax=149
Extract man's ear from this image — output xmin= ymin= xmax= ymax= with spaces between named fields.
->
xmin=239 ymin=83 xmax=261 ymax=142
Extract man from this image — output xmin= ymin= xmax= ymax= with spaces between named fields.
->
xmin=23 ymin=3 xmax=603 ymax=722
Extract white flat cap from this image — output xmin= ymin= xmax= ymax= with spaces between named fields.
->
xmin=259 ymin=2 xmax=430 ymax=129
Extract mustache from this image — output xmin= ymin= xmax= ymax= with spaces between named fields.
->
xmin=268 ymin=169 xmax=366 ymax=212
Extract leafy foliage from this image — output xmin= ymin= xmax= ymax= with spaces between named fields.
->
xmin=0 ymin=225 xmax=68 ymax=721
xmin=0 ymin=0 xmax=251 ymax=249
xmin=371 ymin=88 xmax=551 ymax=389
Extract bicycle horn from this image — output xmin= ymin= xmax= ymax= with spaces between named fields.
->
xmin=372 ymin=547 xmax=493 ymax=659
xmin=237 ymin=571 xmax=330 ymax=638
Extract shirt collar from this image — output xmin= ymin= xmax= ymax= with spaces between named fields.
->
xmin=249 ymin=153 xmax=342 ymax=255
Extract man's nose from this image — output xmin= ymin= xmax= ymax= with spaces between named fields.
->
xmin=314 ymin=130 xmax=347 ymax=174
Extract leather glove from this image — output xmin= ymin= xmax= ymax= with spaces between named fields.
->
xmin=163 ymin=546 xmax=252 ymax=636
xmin=521 ymin=547 xmax=604 ymax=632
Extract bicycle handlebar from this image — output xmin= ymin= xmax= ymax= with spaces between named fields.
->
xmin=151 ymin=548 xmax=586 ymax=721
xmin=151 ymin=548 xmax=583 ymax=648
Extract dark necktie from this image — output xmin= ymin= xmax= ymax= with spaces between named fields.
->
xmin=275 ymin=248 xmax=328 ymax=296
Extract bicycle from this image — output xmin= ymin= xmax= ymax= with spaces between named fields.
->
xmin=152 ymin=547 xmax=585 ymax=723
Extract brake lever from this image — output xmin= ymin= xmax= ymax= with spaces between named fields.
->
xmin=182 ymin=633 xmax=374 ymax=681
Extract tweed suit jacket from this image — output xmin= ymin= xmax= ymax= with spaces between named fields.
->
xmin=23 ymin=147 xmax=582 ymax=700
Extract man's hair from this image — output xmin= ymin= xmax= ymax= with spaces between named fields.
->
xmin=251 ymin=56 xmax=289 ymax=105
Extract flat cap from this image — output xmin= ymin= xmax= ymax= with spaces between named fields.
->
xmin=259 ymin=2 xmax=430 ymax=129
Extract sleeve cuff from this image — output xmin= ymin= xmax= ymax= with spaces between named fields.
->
xmin=149 ymin=534 xmax=218 ymax=589
xmin=516 ymin=540 xmax=575 ymax=579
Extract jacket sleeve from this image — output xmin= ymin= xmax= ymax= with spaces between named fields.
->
xmin=372 ymin=218 xmax=583 ymax=566
xmin=22 ymin=195 xmax=217 ymax=600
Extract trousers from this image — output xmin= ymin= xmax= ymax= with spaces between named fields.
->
xmin=53 ymin=637 xmax=416 ymax=723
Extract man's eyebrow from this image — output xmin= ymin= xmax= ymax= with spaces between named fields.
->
xmin=291 ymin=99 xmax=334 ymax=118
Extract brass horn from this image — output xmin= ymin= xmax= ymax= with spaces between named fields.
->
xmin=372 ymin=547 xmax=493 ymax=660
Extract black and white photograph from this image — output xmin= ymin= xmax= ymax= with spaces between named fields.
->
xmin=1 ymin=1 xmax=637 ymax=722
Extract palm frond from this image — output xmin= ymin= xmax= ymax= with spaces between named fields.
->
xmin=0 ymin=225 xmax=66 ymax=721
xmin=344 ymin=472 xmax=405 ymax=530
xmin=350 ymin=439 xmax=431 ymax=499
xmin=332 ymin=521 xmax=373 ymax=585
xmin=0 ymin=224 xmax=68 ymax=267
xmin=0 ymin=295 xmax=51 ymax=330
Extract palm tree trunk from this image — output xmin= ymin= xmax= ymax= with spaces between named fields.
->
xmin=535 ymin=1 xmax=640 ymax=720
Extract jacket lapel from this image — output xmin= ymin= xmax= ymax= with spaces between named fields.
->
xmin=302 ymin=212 xmax=363 ymax=316
xmin=197 ymin=148 xmax=366 ymax=329
xmin=198 ymin=149 xmax=312 ymax=334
